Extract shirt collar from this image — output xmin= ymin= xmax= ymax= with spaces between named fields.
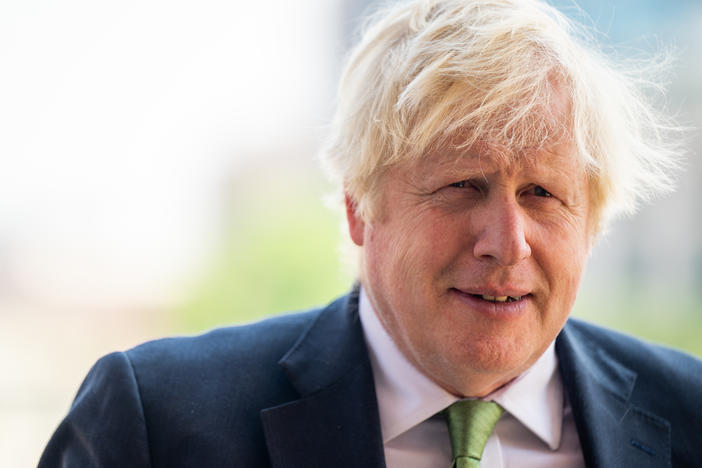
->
xmin=487 ymin=340 xmax=564 ymax=450
xmin=358 ymin=286 xmax=564 ymax=450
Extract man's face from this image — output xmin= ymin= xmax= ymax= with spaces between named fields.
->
xmin=347 ymin=138 xmax=592 ymax=397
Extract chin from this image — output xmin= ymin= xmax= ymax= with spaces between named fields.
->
xmin=449 ymin=333 xmax=536 ymax=377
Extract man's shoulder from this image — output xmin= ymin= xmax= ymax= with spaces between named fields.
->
xmin=116 ymin=302 xmax=347 ymax=401
xmin=102 ymin=290 xmax=359 ymax=402
xmin=39 ymin=294 xmax=360 ymax=467
xmin=562 ymin=317 xmax=702 ymax=391
xmin=125 ymin=306 xmax=323 ymax=372
xmin=559 ymin=318 xmax=702 ymax=464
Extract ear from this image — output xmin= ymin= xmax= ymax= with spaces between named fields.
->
xmin=345 ymin=193 xmax=365 ymax=246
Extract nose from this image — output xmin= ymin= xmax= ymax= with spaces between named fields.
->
xmin=472 ymin=196 xmax=531 ymax=266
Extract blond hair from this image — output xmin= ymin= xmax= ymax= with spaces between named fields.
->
xmin=320 ymin=0 xmax=682 ymax=233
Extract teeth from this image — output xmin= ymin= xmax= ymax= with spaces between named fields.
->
xmin=480 ymin=295 xmax=522 ymax=302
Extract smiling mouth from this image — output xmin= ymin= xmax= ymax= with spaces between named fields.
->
xmin=471 ymin=294 xmax=522 ymax=303
xmin=450 ymin=287 xmax=530 ymax=304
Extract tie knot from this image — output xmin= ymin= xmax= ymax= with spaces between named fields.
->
xmin=444 ymin=400 xmax=504 ymax=467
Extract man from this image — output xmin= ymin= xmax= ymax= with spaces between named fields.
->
xmin=40 ymin=0 xmax=701 ymax=467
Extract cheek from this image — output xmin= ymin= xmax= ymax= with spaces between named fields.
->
xmin=365 ymin=209 xmax=461 ymax=299
xmin=540 ymin=236 xmax=589 ymax=307
xmin=531 ymin=217 xmax=590 ymax=296
xmin=363 ymin=222 xmax=421 ymax=297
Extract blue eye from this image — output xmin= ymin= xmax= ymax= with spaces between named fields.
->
xmin=533 ymin=186 xmax=552 ymax=197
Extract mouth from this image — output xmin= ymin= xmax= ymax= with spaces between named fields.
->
xmin=450 ymin=288 xmax=535 ymax=323
xmin=470 ymin=294 xmax=523 ymax=303
xmin=449 ymin=288 xmax=531 ymax=318
xmin=450 ymin=288 xmax=531 ymax=304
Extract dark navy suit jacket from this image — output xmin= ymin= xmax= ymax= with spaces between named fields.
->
xmin=39 ymin=290 xmax=702 ymax=467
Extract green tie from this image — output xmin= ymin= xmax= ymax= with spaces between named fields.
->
xmin=444 ymin=400 xmax=504 ymax=468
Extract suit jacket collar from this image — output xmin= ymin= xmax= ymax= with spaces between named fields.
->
xmin=556 ymin=319 xmax=671 ymax=468
xmin=260 ymin=288 xmax=386 ymax=468
xmin=260 ymin=293 xmax=673 ymax=468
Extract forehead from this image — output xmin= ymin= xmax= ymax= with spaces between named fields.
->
xmin=405 ymin=136 xmax=584 ymax=182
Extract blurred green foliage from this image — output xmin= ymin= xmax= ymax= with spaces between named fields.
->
xmin=573 ymin=293 xmax=702 ymax=357
xmin=173 ymin=167 xmax=352 ymax=333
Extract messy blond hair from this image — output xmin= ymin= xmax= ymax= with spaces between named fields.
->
xmin=320 ymin=0 xmax=682 ymax=233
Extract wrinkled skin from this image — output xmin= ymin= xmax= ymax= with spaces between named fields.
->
xmin=347 ymin=137 xmax=593 ymax=397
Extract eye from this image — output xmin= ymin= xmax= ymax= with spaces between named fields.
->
xmin=448 ymin=179 xmax=482 ymax=191
xmin=438 ymin=179 xmax=483 ymax=200
xmin=520 ymin=184 xmax=557 ymax=204
xmin=532 ymin=185 xmax=552 ymax=198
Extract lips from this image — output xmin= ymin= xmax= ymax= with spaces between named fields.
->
xmin=449 ymin=288 xmax=531 ymax=318
xmin=451 ymin=287 xmax=531 ymax=304
xmin=476 ymin=294 xmax=522 ymax=303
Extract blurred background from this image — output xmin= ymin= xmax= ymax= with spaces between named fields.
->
xmin=1 ymin=0 xmax=700 ymax=465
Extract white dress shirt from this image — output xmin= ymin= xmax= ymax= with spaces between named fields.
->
xmin=358 ymin=288 xmax=585 ymax=467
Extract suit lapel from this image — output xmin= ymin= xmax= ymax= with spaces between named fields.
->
xmin=556 ymin=320 xmax=671 ymax=468
xmin=260 ymin=289 xmax=386 ymax=468
xmin=262 ymin=299 xmax=675 ymax=467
